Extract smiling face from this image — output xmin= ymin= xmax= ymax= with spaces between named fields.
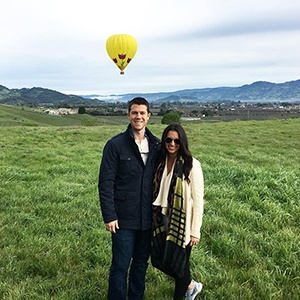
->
xmin=128 ymin=104 xmax=150 ymax=133
xmin=164 ymin=130 xmax=180 ymax=157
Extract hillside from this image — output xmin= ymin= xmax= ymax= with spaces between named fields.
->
xmin=1 ymin=79 xmax=300 ymax=105
xmin=0 ymin=104 xmax=162 ymax=126
xmin=0 ymin=105 xmax=97 ymax=126
xmin=111 ymin=79 xmax=300 ymax=103
xmin=0 ymin=85 xmax=100 ymax=106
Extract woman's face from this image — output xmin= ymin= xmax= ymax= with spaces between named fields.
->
xmin=164 ymin=130 xmax=180 ymax=156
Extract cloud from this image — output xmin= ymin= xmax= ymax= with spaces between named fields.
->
xmin=1 ymin=0 xmax=299 ymax=94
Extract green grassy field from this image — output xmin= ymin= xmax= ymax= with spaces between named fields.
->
xmin=0 ymin=105 xmax=299 ymax=299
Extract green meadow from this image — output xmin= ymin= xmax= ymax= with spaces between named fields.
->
xmin=0 ymin=105 xmax=299 ymax=299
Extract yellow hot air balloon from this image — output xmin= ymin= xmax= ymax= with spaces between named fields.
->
xmin=106 ymin=34 xmax=137 ymax=75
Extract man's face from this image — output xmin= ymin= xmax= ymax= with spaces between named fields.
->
xmin=128 ymin=104 xmax=150 ymax=132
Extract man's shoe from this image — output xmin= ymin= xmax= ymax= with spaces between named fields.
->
xmin=185 ymin=281 xmax=203 ymax=300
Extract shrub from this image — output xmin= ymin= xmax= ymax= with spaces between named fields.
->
xmin=78 ymin=106 xmax=86 ymax=114
xmin=161 ymin=112 xmax=181 ymax=124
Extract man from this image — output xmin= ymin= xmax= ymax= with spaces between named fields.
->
xmin=98 ymin=97 xmax=160 ymax=300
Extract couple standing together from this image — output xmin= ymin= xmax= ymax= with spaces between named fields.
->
xmin=98 ymin=97 xmax=204 ymax=300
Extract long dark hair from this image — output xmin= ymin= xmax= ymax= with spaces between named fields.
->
xmin=159 ymin=123 xmax=193 ymax=182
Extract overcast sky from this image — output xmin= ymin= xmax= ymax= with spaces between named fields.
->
xmin=1 ymin=0 xmax=299 ymax=95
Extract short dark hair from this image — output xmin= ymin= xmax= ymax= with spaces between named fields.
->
xmin=128 ymin=97 xmax=150 ymax=113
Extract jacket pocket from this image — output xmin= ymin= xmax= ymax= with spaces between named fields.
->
xmin=114 ymin=192 xmax=139 ymax=220
xmin=119 ymin=155 xmax=139 ymax=177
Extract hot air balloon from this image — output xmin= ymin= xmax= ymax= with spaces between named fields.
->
xmin=106 ymin=34 xmax=137 ymax=75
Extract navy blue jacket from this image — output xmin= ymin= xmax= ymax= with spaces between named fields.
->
xmin=98 ymin=124 xmax=160 ymax=230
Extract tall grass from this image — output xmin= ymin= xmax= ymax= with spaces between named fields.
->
xmin=0 ymin=118 xmax=299 ymax=299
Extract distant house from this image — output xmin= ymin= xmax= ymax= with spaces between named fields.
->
xmin=43 ymin=108 xmax=77 ymax=116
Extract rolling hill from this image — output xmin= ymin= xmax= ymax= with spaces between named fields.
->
xmin=1 ymin=79 xmax=299 ymax=105
xmin=0 ymin=86 xmax=100 ymax=106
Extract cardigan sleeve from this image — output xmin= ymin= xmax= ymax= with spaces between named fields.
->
xmin=190 ymin=158 xmax=204 ymax=239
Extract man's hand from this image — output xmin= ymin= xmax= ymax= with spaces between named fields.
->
xmin=105 ymin=220 xmax=119 ymax=233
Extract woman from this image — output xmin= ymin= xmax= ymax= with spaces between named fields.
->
xmin=151 ymin=123 xmax=204 ymax=300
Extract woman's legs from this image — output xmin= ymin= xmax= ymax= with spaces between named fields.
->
xmin=173 ymin=245 xmax=192 ymax=300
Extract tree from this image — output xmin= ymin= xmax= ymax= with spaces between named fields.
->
xmin=201 ymin=109 xmax=213 ymax=117
xmin=161 ymin=112 xmax=181 ymax=124
xmin=78 ymin=106 xmax=86 ymax=114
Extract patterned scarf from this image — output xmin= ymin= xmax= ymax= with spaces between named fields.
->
xmin=151 ymin=156 xmax=186 ymax=278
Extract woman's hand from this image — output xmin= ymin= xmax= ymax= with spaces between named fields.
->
xmin=189 ymin=235 xmax=199 ymax=246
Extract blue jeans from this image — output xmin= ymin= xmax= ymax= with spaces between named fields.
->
xmin=108 ymin=229 xmax=151 ymax=300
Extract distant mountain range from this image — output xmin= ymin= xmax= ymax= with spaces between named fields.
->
xmin=1 ymin=79 xmax=299 ymax=105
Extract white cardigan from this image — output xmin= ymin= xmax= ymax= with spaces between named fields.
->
xmin=153 ymin=157 xmax=204 ymax=245
xmin=183 ymin=157 xmax=204 ymax=245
